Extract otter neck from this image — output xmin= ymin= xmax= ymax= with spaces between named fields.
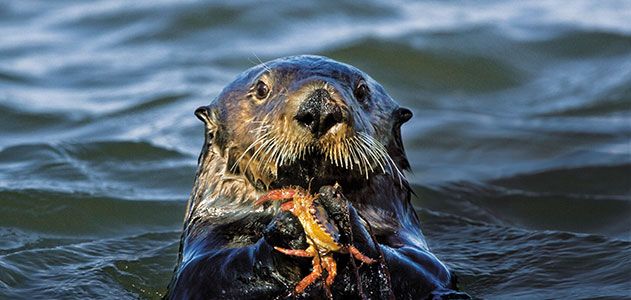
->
xmin=184 ymin=141 xmax=260 ymax=229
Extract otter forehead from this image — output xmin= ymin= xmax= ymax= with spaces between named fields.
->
xmin=214 ymin=55 xmax=398 ymax=121
xmin=264 ymin=55 xmax=359 ymax=85
xmin=254 ymin=55 xmax=359 ymax=83
xmin=220 ymin=56 xmax=386 ymax=95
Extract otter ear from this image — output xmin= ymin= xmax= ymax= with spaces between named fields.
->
xmin=394 ymin=107 xmax=413 ymax=125
xmin=195 ymin=105 xmax=211 ymax=123
xmin=195 ymin=105 xmax=219 ymax=135
xmin=391 ymin=107 xmax=412 ymax=171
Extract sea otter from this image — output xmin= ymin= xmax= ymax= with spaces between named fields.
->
xmin=166 ymin=55 xmax=469 ymax=299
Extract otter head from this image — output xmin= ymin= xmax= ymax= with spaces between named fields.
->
xmin=195 ymin=55 xmax=412 ymax=194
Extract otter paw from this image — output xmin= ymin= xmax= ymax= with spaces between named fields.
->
xmin=263 ymin=210 xmax=308 ymax=250
xmin=316 ymin=185 xmax=349 ymax=226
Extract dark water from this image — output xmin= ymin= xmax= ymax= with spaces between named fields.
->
xmin=1 ymin=0 xmax=630 ymax=299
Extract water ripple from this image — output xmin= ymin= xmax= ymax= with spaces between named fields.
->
xmin=0 ymin=0 xmax=629 ymax=298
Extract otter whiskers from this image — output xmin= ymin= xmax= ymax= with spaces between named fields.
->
xmin=233 ymin=119 xmax=406 ymax=186
xmin=356 ymin=132 xmax=406 ymax=186
xmin=318 ymin=131 xmax=405 ymax=185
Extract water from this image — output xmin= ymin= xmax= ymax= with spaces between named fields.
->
xmin=1 ymin=0 xmax=630 ymax=299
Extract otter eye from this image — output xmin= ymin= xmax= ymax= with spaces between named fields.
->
xmin=354 ymin=81 xmax=370 ymax=103
xmin=254 ymin=80 xmax=270 ymax=100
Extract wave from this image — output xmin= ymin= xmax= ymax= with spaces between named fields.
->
xmin=421 ymin=208 xmax=631 ymax=299
xmin=413 ymin=163 xmax=631 ymax=240
xmin=0 ymin=141 xmax=195 ymax=201
xmin=0 ymin=188 xmax=185 ymax=237
xmin=0 ymin=228 xmax=178 ymax=299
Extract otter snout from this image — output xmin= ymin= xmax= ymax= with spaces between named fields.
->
xmin=294 ymin=88 xmax=344 ymax=137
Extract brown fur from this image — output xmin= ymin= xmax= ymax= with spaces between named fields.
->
xmin=167 ymin=55 xmax=463 ymax=299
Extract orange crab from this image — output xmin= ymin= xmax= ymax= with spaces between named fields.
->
xmin=256 ymin=186 xmax=376 ymax=294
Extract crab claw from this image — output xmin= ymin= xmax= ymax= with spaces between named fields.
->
xmin=255 ymin=188 xmax=300 ymax=206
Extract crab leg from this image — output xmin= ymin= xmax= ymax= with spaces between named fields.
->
xmin=295 ymin=251 xmax=323 ymax=293
xmin=273 ymin=246 xmax=314 ymax=257
xmin=348 ymin=246 xmax=376 ymax=264
xmin=279 ymin=201 xmax=294 ymax=212
xmin=321 ymin=255 xmax=337 ymax=287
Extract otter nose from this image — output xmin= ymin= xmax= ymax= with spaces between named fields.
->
xmin=294 ymin=88 xmax=343 ymax=136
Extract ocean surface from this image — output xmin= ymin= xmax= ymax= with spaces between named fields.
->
xmin=1 ymin=0 xmax=630 ymax=299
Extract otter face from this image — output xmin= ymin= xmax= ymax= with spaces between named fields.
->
xmin=196 ymin=55 xmax=412 ymax=190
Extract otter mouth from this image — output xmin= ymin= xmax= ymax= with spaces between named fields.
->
xmin=264 ymin=135 xmax=405 ymax=194
xmin=233 ymin=128 xmax=404 ymax=194
xmin=269 ymin=151 xmax=369 ymax=193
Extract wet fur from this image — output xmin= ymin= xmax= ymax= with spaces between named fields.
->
xmin=167 ymin=56 xmax=464 ymax=299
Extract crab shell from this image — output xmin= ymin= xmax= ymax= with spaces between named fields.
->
xmin=294 ymin=196 xmax=343 ymax=253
